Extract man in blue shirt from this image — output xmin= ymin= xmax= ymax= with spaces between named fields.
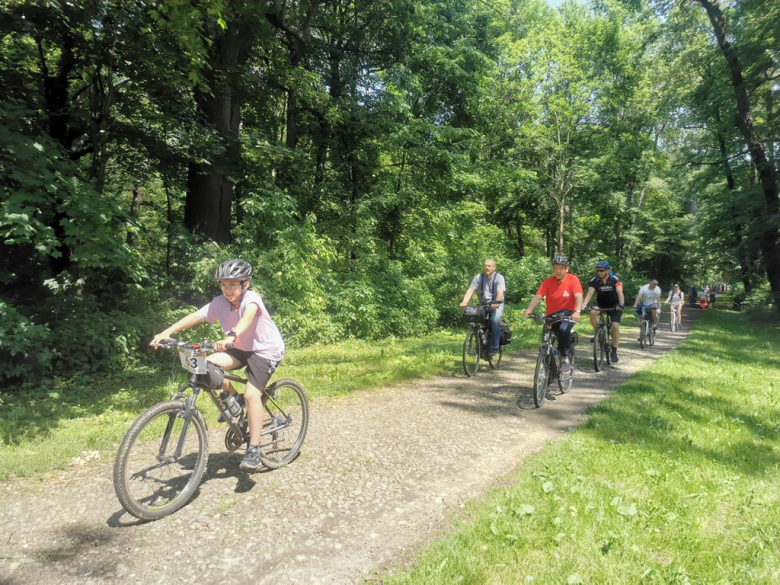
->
xmin=460 ymin=259 xmax=506 ymax=357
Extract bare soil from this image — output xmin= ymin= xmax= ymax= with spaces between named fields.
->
xmin=0 ymin=309 xmax=701 ymax=584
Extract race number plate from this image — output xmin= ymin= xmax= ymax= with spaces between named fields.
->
xmin=179 ymin=349 xmax=207 ymax=375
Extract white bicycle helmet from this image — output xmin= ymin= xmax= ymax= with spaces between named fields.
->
xmin=214 ymin=259 xmax=252 ymax=281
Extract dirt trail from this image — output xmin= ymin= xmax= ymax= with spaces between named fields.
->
xmin=0 ymin=308 xmax=702 ymax=584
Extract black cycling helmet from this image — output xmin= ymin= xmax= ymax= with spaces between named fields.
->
xmin=214 ymin=258 xmax=252 ymax=281
xmin=551 ymin=255 xmax=569 ymax=266
xmin=595 ymin=260 xmax=611 ymax=270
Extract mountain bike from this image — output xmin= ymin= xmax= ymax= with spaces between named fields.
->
xmin=528 ymin=314 xmax=578 ymax=408
xmin=636 ymin=306 xmax=656 ymax=349
xmin=114 ymin=339 xmax=309 ymax=521
xmin=585 ymin=307 xmax=612 ymax=371
xmin=462 ymin=304 xmax=503 ymax=376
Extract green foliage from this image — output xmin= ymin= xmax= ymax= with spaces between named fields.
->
xmin=0 ymin=0 xmax=771 ymax=388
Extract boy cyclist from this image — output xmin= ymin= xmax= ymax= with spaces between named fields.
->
xmin=150 ymin=259 xmax=285 ymax=472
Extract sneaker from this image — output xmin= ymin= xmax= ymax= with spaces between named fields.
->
xmin=590 ymin=336 xmax=595 ymax=343
xmin=218 ymin=393 xmax=246 ymax=423
xmin=240 ymin=446 xmax=263 ymax=472
xmin=560 ymin=356 xmax=571 ymax=374
xmin=653 ymin=324 xmax=658 ymax=332
xmin=611 ymin=347 xmax=619 ymax=362
xmin=487 ymin=349 xmax=497 ymax=357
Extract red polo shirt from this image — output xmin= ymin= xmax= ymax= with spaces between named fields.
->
xmin=536 ymin=273 xmax=583 ymax=315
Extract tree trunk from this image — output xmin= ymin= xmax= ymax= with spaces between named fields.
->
xmin=127 ymin=185 xmax=144 ymax=246
xmin=696 ymin=0 xmax=780 ymax=309
xmin=185 ymin=27 xmax=246 ymax=244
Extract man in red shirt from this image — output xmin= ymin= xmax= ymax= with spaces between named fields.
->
xmin=522 ymin=255 xmax=583 ymax=373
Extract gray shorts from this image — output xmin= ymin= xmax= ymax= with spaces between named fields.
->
xmin=225 ymin=348 xmax=280 ymax=391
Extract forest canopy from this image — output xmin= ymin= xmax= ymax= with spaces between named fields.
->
xmin=1 ymin=0 xmax=778 ymax=385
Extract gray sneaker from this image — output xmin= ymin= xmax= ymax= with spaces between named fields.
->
xmin=611 ymin=347 xmax=619 ymax=363
xmin=560 ymin=356 xmax=571 ymax=374
xmin=240 ymin=446 xmax=263 ymax=472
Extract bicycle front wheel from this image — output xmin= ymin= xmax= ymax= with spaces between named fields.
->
xmin=533 ymin=348 xmax=551 ymax=408
xmin=558 ymin=349 xmax=574 ymax=394
xmin=639 ymin=320 xmax=648 ymax=349
xmin=649 ymin=323 xmax=656 ymax=346
xmin=114 ymin=400 xmax=209 ymax=521
xmin=462 ymin=330 xmax=480 ymax=377
xmin=259 ymin=379 xmax=309 ymax=469
xmin=593 ymin=328 xmax=607 ymax=371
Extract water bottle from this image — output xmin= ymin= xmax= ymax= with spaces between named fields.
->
xmin=220 ymin=391 xmax=242 ymax=420
xmin=481 ymin=332 xmax=488 ymax=346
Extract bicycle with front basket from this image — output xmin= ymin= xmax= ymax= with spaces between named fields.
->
xmin=584 ymin=307 xmax=613 ymax=371
xmin=113 ymin=339 xmax=309 ymax=520
xmin=462 ymin=303 xmax=504 ymax=376
xmin=528 ymin=314 xmax=578 ymax=408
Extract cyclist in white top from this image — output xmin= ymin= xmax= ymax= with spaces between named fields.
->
xmin=633 ymin=279 xmax=662 ymax=331
xmin=664 ymin=283 xmax=684 ymax=329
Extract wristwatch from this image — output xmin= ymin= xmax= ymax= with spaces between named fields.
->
xmin=226 ymin=330 xmax=237 ymax=339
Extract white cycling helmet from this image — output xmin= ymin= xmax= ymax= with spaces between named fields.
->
xmin=214 ymin=259 xmax=252 ymax=281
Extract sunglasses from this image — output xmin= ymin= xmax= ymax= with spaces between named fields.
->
xmin=596 ymin=269 xmax=608 ymax=273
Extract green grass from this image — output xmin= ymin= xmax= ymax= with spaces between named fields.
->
xmin=386 ymin=309 xmax=780 ymax=584
xmin=0 ymin=313 xmax=541 ymax=480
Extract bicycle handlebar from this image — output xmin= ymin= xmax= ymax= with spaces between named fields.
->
xmin=154 ymin=338 xmax=234 ymax=351
xmin=526 ymin=314 xmax=577 ymax=324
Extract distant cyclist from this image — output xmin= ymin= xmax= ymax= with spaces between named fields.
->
xmin=523 ymin=255 xmax=583 ymax=373
xmin=582 ymin=260 xmax=624 ymax=363
xmin=665 ymin=283 xmax=684 ymax=328
xmin=688 ymin=285 xmax=698 ymax=305
xmin=633 ymin=279 xmax=662 ymax=334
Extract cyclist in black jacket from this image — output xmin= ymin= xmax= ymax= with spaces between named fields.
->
xmin=581 ymin=260 xmax=625 ymax=362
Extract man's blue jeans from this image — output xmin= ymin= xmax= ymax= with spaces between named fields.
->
xmin=486 ymin=304 xmax=504 ymax=352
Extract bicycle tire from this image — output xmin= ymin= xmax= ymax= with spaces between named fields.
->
xmin=258 ymin=379 xmax=309 ymax=469
xmin=594 ymin=328 xmax=607 ymax=371
xmin=639 ymin=320 xmax=648 ymax=349
xmin=649 ymin=323 xmax=655 ymax=346
xmin=114 ymin=400 xmax=209 ymax=521
xmin=533 ymin=348 xmax=550 ymax=408
xmin=558 ymin=348 xmax=574 ymax=394
xmin=669 ymin=310 xmax=676 ymax=332
xmin=462 ymin=329 xmax=480 ymax=376
xmin=488 ymin=345 xmax=503 ymax=369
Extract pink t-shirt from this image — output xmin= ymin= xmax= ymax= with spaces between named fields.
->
xmin=197 ymin=290 xmax=285 ymax=361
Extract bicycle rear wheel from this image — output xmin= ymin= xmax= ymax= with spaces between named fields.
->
xmin=488 ymin=345 xmax=503 ymax=369
xmin=533 ymin=348 xmax=551 ymax=408
xmin=114 ymin=400 xmax=209 ymax=521
xmin=462 ymin=330 xmax=480 ymax=376
xmin=258 ymin=379 xmax=309 ymax=469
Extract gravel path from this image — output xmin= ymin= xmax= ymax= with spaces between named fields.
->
xmin=0 ymin=309 xmax=701 ymax=584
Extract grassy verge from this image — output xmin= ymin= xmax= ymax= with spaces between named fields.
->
xmin=0 ymin=309 xmax=540 ymax=480
xmin=386 ymin=309 xmax=780 ymax=583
